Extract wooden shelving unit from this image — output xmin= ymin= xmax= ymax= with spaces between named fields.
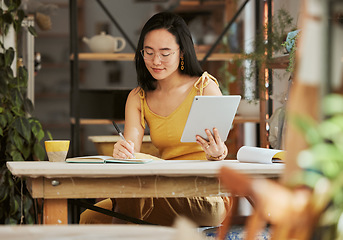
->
xmin=68 ymin=0 xmax=259 ymax=156
xmin=72 ymin=52 xmax=241 ymax=62
xmin=176 ymin=0 xmax=226 ymax=12
xmin=70 ymin=115 xmax=258 ymax=126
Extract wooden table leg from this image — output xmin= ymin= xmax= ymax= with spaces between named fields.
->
xmin=43 ymin=199 xmax=68 ymax=224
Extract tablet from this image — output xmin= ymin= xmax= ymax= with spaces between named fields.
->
xmin=180 ymin=95 xmax=241 ymax=142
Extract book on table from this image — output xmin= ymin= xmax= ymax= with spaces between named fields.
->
xmin=237 ymin=146 xmax=285 ymax=164
xmin=66 ymin=155 xmax=153 ymax=164
xmin=66 ymin=152 xmax=162 ymax=164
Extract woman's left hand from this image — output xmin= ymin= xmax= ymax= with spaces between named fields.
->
xmin=196 ymin=128 xmax=227 ymax=161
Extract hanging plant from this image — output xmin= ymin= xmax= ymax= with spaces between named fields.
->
xmin=219 ymin=8 xmax=296 ymax=99
xmin=282 ymin=29 xmax=300 ymax=73
xmin=0 ymin=0 xmax=50 ymax=224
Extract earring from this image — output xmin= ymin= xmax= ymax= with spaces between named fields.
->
xmin=180 ymin=57 xmax=184 ymax=71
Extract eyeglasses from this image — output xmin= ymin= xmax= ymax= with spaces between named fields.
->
xmin=140 ymin=48 xmax=179 ymax=63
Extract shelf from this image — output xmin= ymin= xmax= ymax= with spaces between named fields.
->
xmin=267 ymin=55 xmax=290 ymax=69
xmin=37 ymin=33 xmax=69 ymax=38
xmin=70 ymin=118 xmax=124 ymax=125
xmin=41 ymin=63 xmax=69 ymax=69
xmin=88 ymin=135 xmax=152 ymax=143
xmin=74 ymin=53 xmax=134 ymax=61
xmin=40 ymin=1 xmax=69 ymax=8
xmin=176 ymin=0 xmax=225 ymax=12
xmin=35 ymin=93 xmax=69 ymax=99
xmin=72 ymin=53 xmax=241 ymax=62
xmin=70 ymin=116 xmax=257 ymax=126
xmin=233 ymin=116 xmax=260 ymax=124
xmin=40 ymin=62 xmax=88 ymax=69
xmin=197 ymin=53 xmax=241 ymax=61
xmin=41 ymin=123 xmax=70 ymax=129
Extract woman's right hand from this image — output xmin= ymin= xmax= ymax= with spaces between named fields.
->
xmin=112 ymin=139 xmax=135 ymax=159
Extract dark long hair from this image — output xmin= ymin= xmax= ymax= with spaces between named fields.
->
xmin=135 ymin=12 xmax=203 ymax=91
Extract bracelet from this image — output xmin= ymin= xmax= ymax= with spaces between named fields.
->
xmin=206 ymin=145 xmax=228 ymax=161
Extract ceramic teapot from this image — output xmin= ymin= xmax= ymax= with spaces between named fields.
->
xmin=82 ymin=32 xmax=126 ymax=53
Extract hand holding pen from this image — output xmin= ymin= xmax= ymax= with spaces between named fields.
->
xmin=112 ymin=121 xmax=136 ymax=159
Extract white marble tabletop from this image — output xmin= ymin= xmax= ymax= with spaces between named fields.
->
xmin=6 ymin=160 xmax=284 ymax=178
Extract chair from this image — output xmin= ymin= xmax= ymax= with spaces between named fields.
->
xmin=217 ymin=166 xmax=323 ymax=240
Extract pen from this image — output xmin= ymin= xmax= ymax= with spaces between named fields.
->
xmin=112 ymin=121 xmax=136 ymax=158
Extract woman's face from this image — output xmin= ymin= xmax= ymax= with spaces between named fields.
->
xmin=142 ymin=29 xmax=181 ymax=81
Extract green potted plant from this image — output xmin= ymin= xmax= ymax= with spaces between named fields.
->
xmin=0 ymin=0 xmax=49 ymax=224
xmin=282 ymin=29 xmax=300 ymax=74
xmin=289 ymin=93 xmax=343 ymax=239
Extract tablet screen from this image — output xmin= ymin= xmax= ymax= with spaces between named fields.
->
xmin=180 ymin=96 xmax=241 ymax=142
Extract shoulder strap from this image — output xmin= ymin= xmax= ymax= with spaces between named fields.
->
xmin=138 ymin=89 xmax=146 ymax=129
xmin=193 ymin=72 xmax=219 ymax=96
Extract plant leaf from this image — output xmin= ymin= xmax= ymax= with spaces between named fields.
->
xmin=323 ymin=94 xmax=343 ymax=116
xmin=4 ymin=0 xmax=13 ymax=8
xmin=5 ymin=217 xmax=18 ymax=225
xmin=4 ymin=109 xmax=13 ymax=125
xmin=0 ymin=185 xmax=8 ymax=203
xmin=0 ymin=76 xmax=8 ymax=93
xmin=4 ymin=47 xmax=15 ymax=66
xmin=0 ymin=53 xmax=5 ymax=67
xmin=33 ymin=142 xmax=45 ymax=161
xmin=2 ymin=12 xmax=13 ymax=24
xmin=9 ymin=195 xmax=19 ymax=215
xmin=23 ymin=98 xmax=34 ymax=115
xmin=14 ymin=117 xmax=31 ymax=142
xmin=10 ymin=88 xmax=23 ymax=111
xmin=6 ymin=65 xmax=14 ymax=80
xmin=46 ymin=131 xmax=53 ymax=140
xmin=10 ymin=150 xmax=24 ymax=161
xmin=21 ymin=144 xmax=31 ymax=159
xmin=12 ymin=132 xmax=24 ymax=154
xmin=18 ymin=66 xmax=28 ymax=87
xmin=0 ymin=111 xmax=7 ymax=127
xmin=30 ymin=119 xmax=44 ymax=142
xmin=25 ymin=214 xmax=34 ymax=224
xmin=23 ymin=196 xmax=33 ymax=216
xmin=17 ymin=9 xmax=25 ymax=23
xmin=6 ymin=172 xmax=14 ymax=188
xmin=28 ymin=26 xmax=37 ymax=37
xmin=14 ymin=0 xmax=22 ymax=9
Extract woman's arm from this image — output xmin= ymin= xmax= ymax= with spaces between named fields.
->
xmin=112 ymin=88 xmax=145 ymax=159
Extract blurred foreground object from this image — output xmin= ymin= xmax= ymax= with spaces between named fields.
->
xmin=218 ymin=166 xmax=323 ymax=240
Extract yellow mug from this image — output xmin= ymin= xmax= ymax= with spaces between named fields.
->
xmin=45 ymin=140 xmax=70 ymax=162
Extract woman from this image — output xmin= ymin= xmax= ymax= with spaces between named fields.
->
xmin=80 ymin=12 xmax=231 ymax=227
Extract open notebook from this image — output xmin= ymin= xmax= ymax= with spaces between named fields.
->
xmin=237 ymin=146 xmax=285 ymax=164
xmin=66 ymin=153 xmax=162 ymax=164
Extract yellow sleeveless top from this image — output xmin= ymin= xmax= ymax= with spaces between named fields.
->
xmin=139 ymin=72 xmax=219 ymax=160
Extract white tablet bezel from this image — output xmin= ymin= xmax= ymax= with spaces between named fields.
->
xmin=180 ymin=95 xmax=241 ymax=142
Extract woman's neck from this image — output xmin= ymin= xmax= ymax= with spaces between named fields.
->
xmin=155 ymin=72 xmax=188 ymax=92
